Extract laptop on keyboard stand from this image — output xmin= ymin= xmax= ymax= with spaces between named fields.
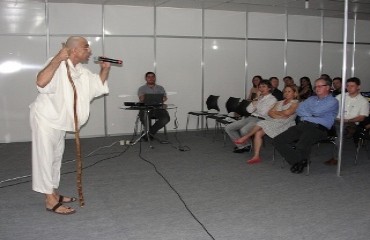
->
xmin=144 ymin=93 xmax=164 ymax=107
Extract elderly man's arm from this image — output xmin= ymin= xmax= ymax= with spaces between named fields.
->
xmin=99 ymin=63 xmax=111 ymax=84
xmin=37 ymin=47 xmax=69 ymax=88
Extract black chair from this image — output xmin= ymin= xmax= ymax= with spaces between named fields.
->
xmin=354 ymin=128 xmax=370 ymax=165
xmin=206 ymin=96 xmax=241 ymax=133
xmin=309 ymin=125 xmax=337 ymax=174
xmin=186 ymin=95 xmax=220 ymax=131
xmin=214 ymin=99 xmax=251 ymax=145
xmin=235 ymin=99 xmax=251 ymax=118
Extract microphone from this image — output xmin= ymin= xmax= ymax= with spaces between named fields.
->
xmin=94 ymin=56 xmax=123 ymax=65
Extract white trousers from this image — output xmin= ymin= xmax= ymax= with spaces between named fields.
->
xmin=30 ymin=107 xmax=66 ymax=194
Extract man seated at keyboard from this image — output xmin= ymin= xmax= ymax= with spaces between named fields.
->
xmin=274 ymin=77 xmax=338 ymax=174
xmin=138 ymin=72 xmax=170 ymax=140
xmin=225 ymin=80 xmax=277 ymax=153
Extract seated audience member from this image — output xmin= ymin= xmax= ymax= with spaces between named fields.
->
xmin=225 ymin=80 xmax=277 ymax=153
xmin=331 ymin=77 xmax=343 ymax=96
xmin=273 ymin=78 xmax=338 ymax=174
xmin=298 ymin=76 xmax=313 ymax=100
xmin=234 ymin=85 xmax=299 ymax=164
xmin=283 ymin=76 xmax=295 ymax=87
xmin=247 ymin=75 xmax=263 ymax=100
xmin=320 ymin=73 xmax=332 ymax=83
xmin=324 ymin=77 xmax=369 ymax=166
xmin=138 ymin=72 xmax=170 ymax=140
xmin=269 ymin=77 xmax=284 ymax=101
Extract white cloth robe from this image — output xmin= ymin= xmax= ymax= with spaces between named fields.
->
xmin=30 ymin=59 xmax=109 ymax=194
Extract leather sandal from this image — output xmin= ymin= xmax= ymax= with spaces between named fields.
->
xmin=46 ymin=202 xmax=76 ymax=215
xmin=58 ymin=195 xmax=77 ymax=203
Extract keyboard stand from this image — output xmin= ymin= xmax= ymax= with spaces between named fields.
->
xmin=130 ymin=106 xmax=155 ymax=148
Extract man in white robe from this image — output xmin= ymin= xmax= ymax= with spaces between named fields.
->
xmin=29 ymin=36 xmax=111 ymax=214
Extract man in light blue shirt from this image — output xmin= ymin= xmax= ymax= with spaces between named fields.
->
xmin=274 ymin=78 xmax=338 ymax=174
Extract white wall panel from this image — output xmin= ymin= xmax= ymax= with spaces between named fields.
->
xmin=356 ymin=20 xmax=370 ymax=43
xmin=247 ymin=40 xmax=285 ymax=90
xmin=49 ymin=3 xmax=102 ymax=35
xmin=324 ymin=17 xmax=343 ymax=42
xmin=156 ymin=38 xmax=202 ymax=131
xmin=204 ymin=39 xmax=246 ymax=115
xmin=104 ymin=37 xmax=154 ymax=135
xmin=0 ymin=36 xmax=46 ymax=143
xmin=322 ymin=43 xmax=349 ymax=80
xmin=286 ymin=42 xmax=320 ymax=83
xmin=49 ymin=36 xmax=106 ymax=138
xmin=156 ymin=8 xmax=202 ymax=36
xmin=354 ymin=44 xmax=370 ymax=91
xmin=288 ymin=15 xmax=321 ymax=41
xmin=0 ymin=2 xmax=46 ymax=35
xmin=248 ymin=12 xmax=286 ymax=39
xmin=104 ymin=5 xmax=154 ymax=35
xmin=205 ymin=10 xmax=246 ymax=38
xmin=324 ymin=17 xmax=354 ymax=42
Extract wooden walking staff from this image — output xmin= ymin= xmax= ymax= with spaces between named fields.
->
xmin=63 ymin=43 xmax=85 ymax=207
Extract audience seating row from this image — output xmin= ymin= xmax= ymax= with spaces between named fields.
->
xmin=185 ymin=94 xmax=365 ymax=175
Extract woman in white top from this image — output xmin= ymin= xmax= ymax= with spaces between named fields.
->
xmin=235 ymin=85 xmax=299 ymax=164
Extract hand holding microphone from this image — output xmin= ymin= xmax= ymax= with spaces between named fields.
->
xmin=94 ymin=56 xmax=123 ymax=65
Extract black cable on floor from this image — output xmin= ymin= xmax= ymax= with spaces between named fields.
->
xmin=0 ymin=144 xmax=131 ymax=189
xmin=138 ymin=141 xmax=215 ymax=240
xmin=60 ymin=144 xmax=131 ymax=176
xmin=168 ymin=107 xmax=191 ymax=152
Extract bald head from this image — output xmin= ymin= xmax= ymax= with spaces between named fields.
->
xmin=65 ymin=36 xmax=85 ymax=48
xmin=64 ymin=36 xmax=91 ymax=65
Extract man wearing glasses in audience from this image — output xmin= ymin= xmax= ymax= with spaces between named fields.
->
xmin=274 ymin=78 xmax=338 ymax=174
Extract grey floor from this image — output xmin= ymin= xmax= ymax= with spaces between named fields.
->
xmin=1 ymin=130 xmax=370 ymax=240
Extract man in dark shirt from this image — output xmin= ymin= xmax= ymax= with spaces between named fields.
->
xmin=269 ymin=77 xmax=283 ymax=101
xmin=138 ymin=72 xmax=170 ymax=140
xmin=331 ymin=77 xmax=342 ymax=96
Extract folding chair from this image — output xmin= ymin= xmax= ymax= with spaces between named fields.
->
xmin=206 ymin=96 xmax=240 ymax=135
xmin=186 ymin=95 xmax=220 ymax=131
xmin=214 ymin=99 xmax=251 ymax=146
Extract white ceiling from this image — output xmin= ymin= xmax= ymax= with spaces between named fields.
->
xmin=2 ymin=0 xmax=370 ymax=19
